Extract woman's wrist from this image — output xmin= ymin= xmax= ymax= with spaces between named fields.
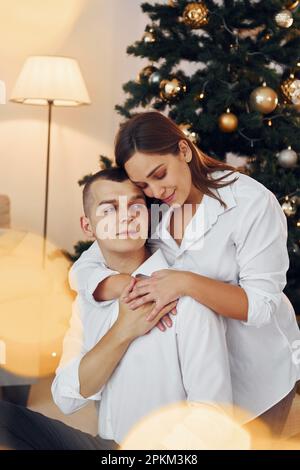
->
xmin=179 ymin=271 xmax=191 ymax=297
xmin=180 ymin=271 xmax=202 ymax=298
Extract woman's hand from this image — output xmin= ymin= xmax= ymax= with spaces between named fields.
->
xmin=118 ymin=278 xmax=178 ymax=337
xmin=123 ymin=269 xmax=187 ymax=323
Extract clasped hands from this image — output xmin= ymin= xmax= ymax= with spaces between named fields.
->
xmin=120 ymin=269 xmax=185 ymax=332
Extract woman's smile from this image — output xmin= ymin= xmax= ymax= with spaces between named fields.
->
xmin=162 ymin=189 xmax=176 ymax=204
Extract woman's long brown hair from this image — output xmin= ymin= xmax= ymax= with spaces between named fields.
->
xmin=114 ymin=111 xmax=239 ymax=208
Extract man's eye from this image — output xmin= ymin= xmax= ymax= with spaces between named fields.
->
xmin=129 ymin=203 xmax=146 ymax=212
xmin=102 ymin=207 xmax=115 ymax=215
xmin=132 ymin=203 xmax=146 ymax=208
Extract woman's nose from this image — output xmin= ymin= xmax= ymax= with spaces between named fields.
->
xmin=149 ymin=183 xmax=165 ymax=200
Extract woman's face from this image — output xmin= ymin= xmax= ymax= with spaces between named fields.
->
xmin=124 ymin=140 xmax=198 ymax=207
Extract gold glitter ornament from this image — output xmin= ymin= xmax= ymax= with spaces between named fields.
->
xmin=281 ymin=74 xmax=300 ymax=103
xmin=182 ymin=2 xmax=209 ymax=29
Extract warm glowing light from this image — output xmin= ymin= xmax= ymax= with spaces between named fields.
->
xmin=120 ymin=402 xmax=254 ymax=450
xmin=0 ymin=230 xmax=74 ymax=378
xmin=10 ymin=56 xmax=90 ymax=106
xmin=0 ymin=0 xmax=87 ymax=59
xmin=120 ymin=401 xmax=299 ymax=450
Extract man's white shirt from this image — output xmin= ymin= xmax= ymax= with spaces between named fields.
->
xmin=52 ymin=249 xmax=232 ymax=445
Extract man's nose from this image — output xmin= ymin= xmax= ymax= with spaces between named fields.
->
xmin=119 ymin=210 xmax=134 ymax=223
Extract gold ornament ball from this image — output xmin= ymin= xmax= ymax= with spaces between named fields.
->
xmin=250 ymin=86 xmax=278 ymax=114
xmin=275 ymin=10 xmax=294 ymax=28
xmin=159 ymin=78 xmax=187 ymax=101
xmin=182 ymin=2 xmax=209 ymax=29
xmin=137 ymin=65 xmax=157 ymax=83
xmin=218 ymin=111 xmax=238 ymax=133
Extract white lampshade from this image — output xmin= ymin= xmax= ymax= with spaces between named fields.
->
xmin=10 ymin=56 xmax=91 ymax=106
xmin=0 ymin=80 xmax=6 ymax=104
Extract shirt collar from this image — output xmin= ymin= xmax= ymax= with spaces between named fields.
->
xmin=131 ymin=248 xmax=169 ymax=277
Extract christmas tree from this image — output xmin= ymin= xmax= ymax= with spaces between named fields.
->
xmin=115 ymin=0 xmax=300 ymax=314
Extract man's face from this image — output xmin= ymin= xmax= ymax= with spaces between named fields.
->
xmin=88 ymin=179 xmax=149 ymax=254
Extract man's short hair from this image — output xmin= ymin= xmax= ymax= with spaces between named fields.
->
xmin=83 ymin=167 xmax=129 ymax=217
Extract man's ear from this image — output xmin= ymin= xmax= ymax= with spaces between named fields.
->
xmin=80 ymin=215 xmax=95 ymax=239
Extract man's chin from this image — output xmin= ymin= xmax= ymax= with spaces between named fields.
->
xmin=112 ymin=237 xmax=147 ymax=251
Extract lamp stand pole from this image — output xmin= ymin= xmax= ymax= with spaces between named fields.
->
xmin=42 ymin=99 xmax=53 ymax=267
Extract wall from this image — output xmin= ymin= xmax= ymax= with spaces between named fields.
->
xmin=0 ymin=0 xmax=149 ymax=252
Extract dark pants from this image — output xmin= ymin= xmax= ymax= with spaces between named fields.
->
xmin=0 ymin=401 xmax=118 ymax=450
xmin=0 ymin=385 xmax=31 ymax=407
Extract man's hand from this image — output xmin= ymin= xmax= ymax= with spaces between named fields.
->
xmin=117 ymin=278 xmax=177 ymax=338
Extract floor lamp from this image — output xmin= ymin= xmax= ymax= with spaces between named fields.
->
xmin=10 ymin=56 xmax=91 ymax=265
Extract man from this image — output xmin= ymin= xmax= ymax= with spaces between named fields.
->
xmin=0 ymin=168 xmax=232 ymax=449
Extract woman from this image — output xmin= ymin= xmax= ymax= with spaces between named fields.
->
xmin=72 ymin=111 xmax=300 ymax=436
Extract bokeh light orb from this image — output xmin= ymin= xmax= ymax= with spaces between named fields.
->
xmin=0 ymin=230 xmax=74 ymax=378
xmin=121 ymin=402 xmax=253 ymax=450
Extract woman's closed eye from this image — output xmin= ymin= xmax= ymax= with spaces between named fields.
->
xmin=133 ymin=171 xmax=167 ymax=189
xmin=156 ymin=171 xmax=166 ymax=180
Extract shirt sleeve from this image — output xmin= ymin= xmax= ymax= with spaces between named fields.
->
xmin=233 ymin=183 xmax=289 ymax=328
xmin=176 ymin=297 xmax=232 ymax=407
xmin=51 ymin=301 xmax=104 ymax=415
xmin=68 ymin=241 xmax=119 ymax=307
